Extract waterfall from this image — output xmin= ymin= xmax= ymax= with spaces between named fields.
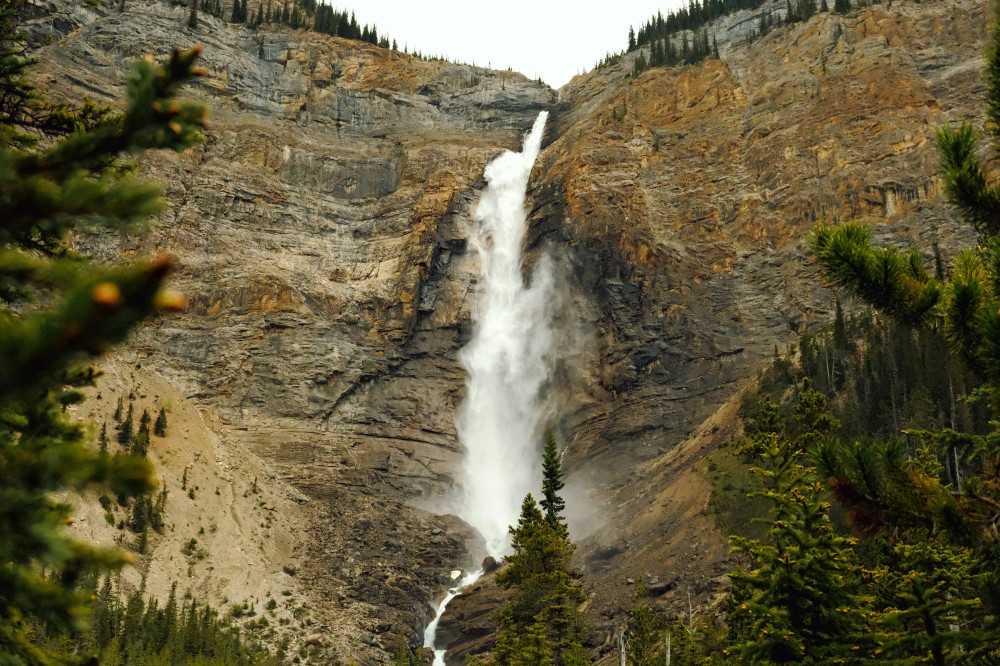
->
xmin=422 ymin=110 xmax=550 ymax=662
xmin=457 ymin=109 xmax=552 ymax=558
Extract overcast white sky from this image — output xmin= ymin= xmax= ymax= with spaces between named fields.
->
xmin=352 ymin=1 xmax=688 ymax=89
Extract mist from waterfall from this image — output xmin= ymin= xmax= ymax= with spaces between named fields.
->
xmin=456 ymin=110 xmax=552 ymax=559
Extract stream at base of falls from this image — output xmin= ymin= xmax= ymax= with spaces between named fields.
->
xmin=422 ymin=571 xmax=483 ymax=666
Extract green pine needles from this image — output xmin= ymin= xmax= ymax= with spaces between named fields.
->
xmin=0 ymin=4 xmax=208 ymax=661
xmin=726 ymin=432 xmax=868 ymax=663
xmin=795 ymin=4 xmax=1000 ymax=661
xmin=808 ymin=221 xmax=944 ymax=328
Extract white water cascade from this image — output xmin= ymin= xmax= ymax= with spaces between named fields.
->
xmin=422 ymin=111 xmax=551 ymax=663
xmin=456 ymin=110 xmax=552 ymax=558
xmin=422 ymin=569 xmax=483 ymax=664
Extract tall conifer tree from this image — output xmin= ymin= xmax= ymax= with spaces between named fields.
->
xmin=726 ymin=429 xmax=869 ymax=662
xmin=118 ymin=401 xmax=134 ymax=446
xmin=154 ymin=406 xmax=168 ymax=437
xmin=495 ymin=437 xmax=585 ymax=666
xmin=540 ymin=431 xmax=567 ymax=535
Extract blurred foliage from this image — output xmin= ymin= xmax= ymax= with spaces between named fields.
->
xmin=0 ymin=1 xmax=207 ymax=661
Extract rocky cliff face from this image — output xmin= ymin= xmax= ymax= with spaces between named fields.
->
xmin=541 ymin=0 xmax=985 ymax=476
xmin=511 ymin=0 xmax=986 ymax=654
xmin=26 ymin=0 xmax=991 ymax=661
xmin=29 ymin=0 xmax=554 ymax=659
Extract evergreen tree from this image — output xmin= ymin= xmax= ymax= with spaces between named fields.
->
xmin=632 ymin=51 xmax=648 ymax=77
xmin=521 ymin=616 xmax=556 ymax=665
xmin=152 ymin=483 xmax=169 ymax=532
xmin=130 ymin=494 xmax=152 ymax=533
xmin=733 ymin=394 xmax=784 ymax=461
xmin=120 ymin=582 xmax=145 ymax=647
xmin=758 ymin=10 xmax=772 ymax=36
xmin=796 ymin=0 xmax=815 ymax=22
xmin=790 ymin=377 xmax=840 ymax=450
xmin=90 ymin=575 xmax=117 ymax=648
xmin=393 ymin=634 xmax=410 ymax=666
xmin=726 ymin=433 xmax=869 ymax=663
xmin=118 ymin=401 xmax=134 ymax=446
xmin=132 ymin=427 xmax=150 ymax=458
xmin=626 ymin=585 xmax=663 ymax=666
xmin=98 ymin=421 xmax=109 ymax=455
xmin=873 ymin=542 xmax=990 ymax=664
xmin=318 ymin=4 xmax=332 ymax=33
xmin=0 ymin=22 xmax=206 ymax=660
xmin=650 ymin=40 xmax=662 ymax=67
xmin=831 ymin=296 xmax=850 ymax=388
xmin=540 ymin=431 xmax=568 ymax=535
xmin=154 ymin=406 xmax=167 ymax=437
xmin=162 ymin=582 xmax=179 ymax=650
xmin=187 ymin=0 xmax=198 ymax=29
xmin=834 ymin=0 xmax=851 ymax=13
xmin=495 ymin=448 xmax=586 ymax=665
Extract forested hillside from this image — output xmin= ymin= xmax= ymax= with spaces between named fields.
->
xmin=649 ymin=6 xmax=1000 ymax=662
